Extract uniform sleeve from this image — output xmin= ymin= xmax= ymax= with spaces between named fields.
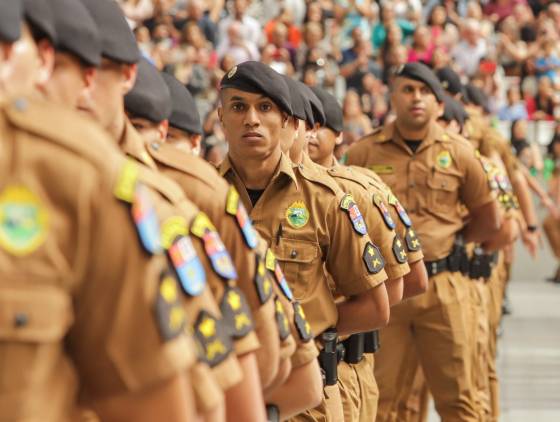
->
xmin=460 ymin=148 xmax=496 ymax=212
xmin=190 ymin=361 xmax=225 ymax=413
xmin=355 ymin=188 xmax=410 ymax=280
xmin=325 ymin=193 xmax=388 ymax=297
xmin=68 ymin=193 xmax=196 ymax=398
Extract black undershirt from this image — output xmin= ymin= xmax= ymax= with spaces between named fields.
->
xmin=247 ymin=188 xmax=265 ymax=207
xmin=404 ymin=139 xmax=423 ymax=153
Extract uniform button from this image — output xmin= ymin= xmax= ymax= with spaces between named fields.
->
xmin=290 ymin=250 xmax=298 ymax=258
xmin=151 ymin=142 xmax=160 ymax=151
xmin=14 ymin=313 xmax=28 ymax=328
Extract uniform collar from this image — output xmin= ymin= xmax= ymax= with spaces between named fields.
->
xmin=219 ymin=151 xmax=299 ymax=190
xmin=387 ymin=120 xmax=449 ymax=154
xmin=120 ymin=118 xmax=158 ymax=170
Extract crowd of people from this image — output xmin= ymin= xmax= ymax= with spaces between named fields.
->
xmin=2 ymin=1 xmax=560 ymax=422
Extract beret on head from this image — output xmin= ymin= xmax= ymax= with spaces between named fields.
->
xmin=394 ymin=62 xmax=444 ymax=102
xmin=298 ymin=81 xmax=326 ymax=128
xmin=80 ymin=0 xmax=140 ymax=64
xmin=441 ymin=94 xmax=467 ymax=127
xmin=24 ymin=0 xmax=56 ymax=42
xmin=464 ymin=84 xmax=489 ymax=113
xmin=124 ymin=58 xmax=171 ymax=123
xmin=161 ymin=72 xmax=202 ymax=135
xmin=49 ymin=0 xmax=101 ymax=66
xmin=436 ymin=66 xmax=463 ymax=96
xmin=282 ymin=75 xmax=308 ymax=122
xmin=220 ymin=61 xmax=293 ymax=115
xmin=310 ymin=87 xmax=343 ymax=134
xmin=0 ymin=0 xmax=22 ymax=42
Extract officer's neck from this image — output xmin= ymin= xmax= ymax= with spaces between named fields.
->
xmin=394 ymin=119 xmax=431 ymax=142
xmin=110 ymin=106 xmax=127 ymax=144
xmin=230 ymin=148 xmax=282 ymax=190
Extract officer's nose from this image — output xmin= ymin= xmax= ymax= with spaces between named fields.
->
xmin=243 ymin=105 xmax=260 ymax=127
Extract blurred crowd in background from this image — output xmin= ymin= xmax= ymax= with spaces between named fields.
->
xmin=116 ymin=0 xmax=560 ymax=179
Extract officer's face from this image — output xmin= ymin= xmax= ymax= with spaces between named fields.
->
xmin=129 ymin=116 xmax=167 ymax=145
xmin=219 ymin=88 xmax=286 ymax=160
xmin=0 ymin=25 xmax=41 ymax=101
xmin=167 ymin=126 xmax=201 ymax=155
xmin=309 ymin=127 xmax=338 ymax=165
xmin=391 ymin=78 xmax=439 ymax=130
xmin=44 ymin=52 xmax=92 ymax=109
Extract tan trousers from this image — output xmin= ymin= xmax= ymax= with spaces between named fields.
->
xmin=338 ymin=355 xmax=378 ymax=422
xmin=374 ymin=271 xmax=478 ymax=422
xmin=290 ymin=384 xmax=343 ymax=422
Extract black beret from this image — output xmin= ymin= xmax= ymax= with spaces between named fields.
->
xmin=220 ymin=61 xmax=292 ymax=115
xmin=161 ymin=72 xmax=202 ymax=135
xmin=124 ymin=58 xmax=171 ymax=123
xmin=80 ymin=0 xmax=140 ymax=64
xmin=48 ymin=0 xmax=101 ymax=66
xmin=282 ymin=75 xmax=308 ymax=122
xmin=441 ymin=94 xmax=468 ymax=128
xmin=436 ymin=66 xmax=463 ymax=96
xmin=0 ymin=0 xmax=22 ymax=42
xmin=23 ymin=0 xmax=56 ymax=42
xmin=464 ymin=84 xmax=489 ymax=113
xmin=310 ymin=87 xmax=343 ymax=134
xmin=298 ymin=81 xmax=326 ymax=128
xmin=394 ymin=63 xmax=444 ymax=102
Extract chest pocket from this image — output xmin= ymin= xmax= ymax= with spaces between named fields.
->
xmin=0 ymin=284 xmax=72 ymax=394
xmin=273 ymin=238 xmax=321 ymax=300
xmin=427 ymin=171 xmax=460 ymax=212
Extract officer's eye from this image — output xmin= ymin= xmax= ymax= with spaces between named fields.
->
xmin=403 ymin=86 xmax=414 ymax=93
xmin=259 ymin=102 xmax=273 ymax=112
xmin=420 ymin=86 xmax=431 ymax=95
xmin=231 ymin=102 xmax=246 ymax=112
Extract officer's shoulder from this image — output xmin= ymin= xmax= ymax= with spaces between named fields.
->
xmin=327 ymin=165 xmax=370 ymax=191
xmin=4 ymin=96 xmax=117 ymax=168
xmin=444 ymin=130 xmax=476 ymax=154
xmin=356 ymin=127 xmax=384 ymax=146
xmin=297 ymin=161 xmax=341 ymax=196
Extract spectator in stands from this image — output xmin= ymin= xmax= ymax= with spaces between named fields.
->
xmin=527 ymin=76 xmax=559 ymax=120
xmin=499 ymin=86 xmax=529 ymax=120
xmin=407 ymin=25 xmax=435 ymax=65
xmin=452 ymin=18 xmax=488 ymax=76
xmin=217 ymin=0 xmax=262 ymax=50
xmin=342 ymin=89 xmax=373 ymax=144
xmin=497 ymin=16 xmax=528 ymax=77
xmin=264 ymin=8 xmax=302 ymax=49
xmin=339 ymin=27 xmax=381 ymax=91
xmin=216 ymin=20 xmax=259 ymax=64
xmin=185 ymin=0 xmax=220 ymax=46
xmin=371 ymin=2 xmax=415 ymax=52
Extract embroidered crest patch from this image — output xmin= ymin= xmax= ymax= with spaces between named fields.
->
xmin=168 ymin=235 xmax=206 ymax=296
xmin=254 ymin=254 xmax=273 ymax=304
xmin=266 ymin=249 xmax=294 ymax=301
xmin=154 ymin=273 xmax=186 ymax=341
xmin=274 ymin=298 xmax=291 ymax=341
xmin=0 ymin=185 xmax=48 ymax=256
xmin=373 ymin=193 xmax=396 ymax=229
xmin=114 ymin=159 xmax=139 ymax=203
xmin=436 ymin=150 xmax=452 ymax=169
xmin=226 ymin=187 xmax=258 ymax=249
xmin=285 ymin=200 xmax=309 ymax=229
xmin=293 ymin=302 xmax=313 ymax=342
xmin=404 ymin=227 xmax=421 ymax=252
xmin=340 ymin=194 xmax=368 ymax=235
xmin=161 ymin=216 xmax=188 ymax=249
xmin=392 ymin=235 xmax=408 ymax=264
xmin=220 ymin=286 xmax=254 ymax=339
xmin=362 ymin=242 xmax=385 ymax=274
xmin=131 ymin=184 xmax=162 ymax=254
xmin=193 ymin=310 xmax=232 ymax=367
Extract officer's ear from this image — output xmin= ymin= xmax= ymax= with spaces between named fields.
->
xmin=190 ymin=133 xmax=202 ymax=156
xmin=121 ymin=63 xmax=138 ymax=95
xmin=217 ymin=106 xmax=224 ymax=126
xmin=282 ymin=112 xmax=289 ymax=128
xmin=335 ymin=130 xmax=344 ymax=145
xmin=157 ymin=119 xmax=169 ymax=142
xmin=436 ymin=101 xmax=444 ymax=119
xmin=35 ymin=38 xmax=54 ymax=89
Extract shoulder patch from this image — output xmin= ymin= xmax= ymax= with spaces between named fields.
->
xmin=154 ymin=272 xmax=187 ymax=341
xmin=193 ymin=310 xmax=233 ymax=367
xmin=0 ymin=185 xmax=49 ymax=256
xmin=340 ymin=194 xmax=368 ymax=235
xmin=266 ymin=249 xmax=294 ymax=301
xmin=131 ymin=184 xmax=162 ymax=254
xmin=293 ymin=301 xmax=313 ymax=342
xmin=220 ymin=286 xmax=254 ymax=339
xmin=404 ymin=227 xmax=421 ymax=252
xmin=372 ymin=193 xmax=396 ymax=229
xmin=392 ymin=235 xmax=408 ymax=264
xmin=254 ymin=254 xmax=273 ymax=304
xmin=226 ymin=186 xmax=258 ymax=249
xmin=363 ymin=242 xmax=385 ymax=274
xmin=274 ymin=297 xmax=291 ymax=341
xmin=161 ymin=215 xmax=188 ymax=249
xmin=168 ymin=235 xmax=206 ymax=296
xmin=114 ymin=159 xmax=140 ymax=203
xmin=388 ymin=195 xmax=412 ymax=227
xmin=190 ymin=213 xmax=238 ymax=280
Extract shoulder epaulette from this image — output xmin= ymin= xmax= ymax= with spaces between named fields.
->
xmin=297 ymin=162 xmax=341 ymax=196
xmin=327 ymin=166 xmax=370 ymax=191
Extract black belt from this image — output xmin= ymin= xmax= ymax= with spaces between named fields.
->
xmin=425 ymin=243 xmax=469 ymax=277
xmin=342 ymin=333 xmax=364 ymax=364
xmin=424 ymin=257 xmax=451 ymax=278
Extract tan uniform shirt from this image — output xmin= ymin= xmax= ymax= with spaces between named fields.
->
xmin=345 ymin=121 xmax=494 ymax=261
xmin=119 ymin=121 xmax=245 ymax=395
xmin=350 ymin=165 xmax=425 ymax=264
xmin=146 ymin=142 xmax=318 ymax=370
xmin=220 ymin=152 xmax=388 ymax=337
xmin=0 ymin=98 xmax=194 ymax=421
xmin=321 ymin=155 xmax=410 ymax=280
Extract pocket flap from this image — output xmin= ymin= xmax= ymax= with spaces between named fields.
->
xmin=427 ymin=173 xmax=460 ymax=192
xmin=274 ymin=238 xmax=319 ymax=264
xmin=0 ymin=285 xmax=73 ymax=343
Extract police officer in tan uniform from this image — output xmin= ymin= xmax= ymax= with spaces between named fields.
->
xmin=76 ymin=2 xmax=268 ymax=421
xmin=0 ymin=2 xmax=198 ymax=420
xmin=346 ymin=63 xmax=501 ymax=422
xmin=216 ymin=60 xmax=390 ymax=421
xmin=123 ymin=61 xmax=323 ymax=420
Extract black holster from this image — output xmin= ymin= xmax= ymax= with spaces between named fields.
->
xmin=266 ymin=405 xmax=280 ymax=422
xmin=364 ymin=330 xmax=380 ymax=353
xmin=319 ymin=329 xmax=338 ymax=386
xmin=343 ymin=333 xmax=365 ymax=364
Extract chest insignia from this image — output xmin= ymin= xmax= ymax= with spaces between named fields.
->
xmin=370 ymin=165 xmax=394 ymax=175
xmin=0 ymin=185 xmax=48 ymax=256
xmin=286 ymin=200 xmax=310 ymax=229
xmin=436 ymin=150 xmax=452 ymax=169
